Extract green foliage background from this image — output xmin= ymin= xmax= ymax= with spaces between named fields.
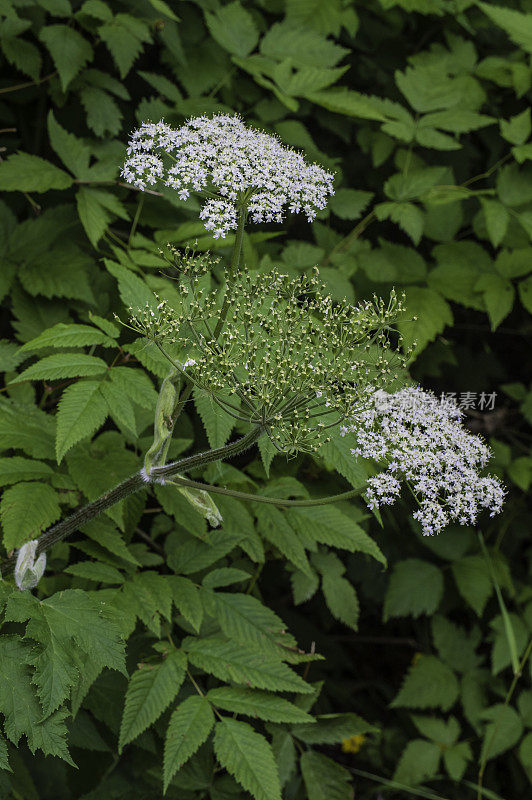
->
xmin=0 ymin=0 xmax=531 ymax=798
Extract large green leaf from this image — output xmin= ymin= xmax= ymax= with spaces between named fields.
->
xmin=478 ymin=3 xmax=532 ymax=54
xmin=184 ymin=636 xmax=313 ymax=694
xmin=119 ymin=650 xmax=187 ymax=751
xmin=384 ymin=559 xmax=444 ymax=620
xmin=300 ymin=751 xmax=353 ymax=800
xmin=0 ymin=153 xmax=73 ymax=192
xmin=206 ymin=1 xmax=258 ymax=57
xmin=163 ymin=695 xmax=215 ymax=792
xmin=391 ymin=655 xmax=459 ymax=712
xmin=0 ymin=481 xmax=61 ymax=551
xmin=55 ymin=380 xmax=108 ymax=463
xmin=207 ymin=687 xmax=314 ymax=723
xmin=15 ymin=353 xmax=108 ymax=383
xmin=39 ymin=24 xmax=93 ymax=90
xmin=213 ymin=718 xmax=282 ymax=800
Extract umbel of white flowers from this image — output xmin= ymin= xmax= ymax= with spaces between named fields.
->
xmin=121 ymin=114 xmax=335 ymax=238
xmin=344 ymin=387 xmax=505 ymax=535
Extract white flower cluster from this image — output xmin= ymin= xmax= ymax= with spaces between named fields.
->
xmin=345 ymin=387 xmax=505 ymax=536
xmin=122 ymin=115 xmax=335 ymax=238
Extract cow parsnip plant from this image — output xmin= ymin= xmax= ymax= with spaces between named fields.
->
xmin=0 ymin=2 xmax=531 ymax=800
xmin=0 ymin=109 xmax=505 ymax=799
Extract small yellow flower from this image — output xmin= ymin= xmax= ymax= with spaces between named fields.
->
xmin=411 ymin=651 xmax=423 ymax=667
xmin=341 ymin=734 xmax=366 ymax=754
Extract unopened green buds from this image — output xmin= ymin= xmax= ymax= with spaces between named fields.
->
xmin=167 ymin=479 xmax=223 ymax=527
xmin=144 ymin=369 xmax=180 ymax=477
xmin=15 ymin=540 xmax=46 ymax=591
xmin=144 ymin=370 xmax=223 ymax=528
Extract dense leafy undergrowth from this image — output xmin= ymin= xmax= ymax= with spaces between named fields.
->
xmin=1 ymin=1 xmax=532 ymax=798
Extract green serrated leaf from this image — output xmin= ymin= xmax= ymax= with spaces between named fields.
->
xmin=0 ymin=398 xmax=55 ymax=459
xmin=207 ymin=687 xmax=314 ymax=724
xmin=99 ymin=380 xmax=137 ymax=436
xmin=481 ymin=200 xmax=509 ymax=248
xmin=104 ymin=259 xmax=155 ymax=310
xmin=254 ymin=504 xmax=312 ymax=577
xmin=319 ymin=430 xmax=368 ymax=489
xmin=475 ymin=274 xmax=515 ymax=330
xmin=478 ymin=2 xmax=532 ymax=55
xmin=394 ymin=739 xmax=441 ymax=787
xmin=55 ymin=380 xmax=108 ymax=463
xmin=5 ymin=589 xmax=125 ymax=719
xmin=20 ymin=323 xmax=115 ymax=352
xmin=206 ymin=1 xmax=258 ymax=58
xmin=47 ymin=111 xmax=91 ymax=178
xmin=201 ymin=567 xmax=250 ymax=589
xmin=163 ymin=695 xmax=215 ymax=792
xmin=39 ymin=24 xmax=93 ymax=90
xmin=305 ymin=87 xmax=387 ymax=121
xmin=0 ymin=457 xmax=53 ymax=487
xmin=167 ymin=575 xmax=203 ymax=632
xmin=1 ymin=36 xmax=42 ymax=81
xmin=76 ymin=187 xmax=112 ymax=246
xmin=15 ymin=353 xmax=108 ymax=383
xmin=202 ymin=589 xmax=297 ymax=658
xmin=65 ymin=561 xmax=124 ymax=584
xmin=384 ymin=559 xmax=443 ymax=621
xmin=194 ymin=388 xmax=238 ymax=450
xmin=99 ymin=17 xmax=149 ymax=78
xmin=214 ymin=717 xmax=282 ymax=800
xmin=0 ymin=481 xmax=60 ymax=551
xmin=300 ymin=751 xmax=353 ymax=800
xmin=330 ymin=189 xmax=373 ymax=220
xmin=322 ymin=574 xmax=359 ymax=630
xmin=80 ymin=85 xmax=123 ymax=137
xmin=480 ymin=704 xmax=524 ymax=762
xmin=398 ymin=287 xmax=453 ymax=356
xmin=119 ymin=650 xmax=187 ymax=751
xmin=500 ymin=109 xmax=531 ymax=145
xmin=519 ymin=275 xmax=532 ymax=313
xmin=0 ymin=733 xmax=9 ymax=772
xmin=184 ymin=636 xmax=313 ymax=694
xmin=289 ymin=507 xmax=386 ymax=564
xmin=81 ymin=517 xmax=140 ymax=565
xmin=451 ymin=555 xmax=493 ymax=616
xmin=0 ymin=153 xmax=73 ymax=193
xmin=391 ymin=655 xmax=459 ymax=712
xmin=108 ymin=366 xmax=157 ymax=410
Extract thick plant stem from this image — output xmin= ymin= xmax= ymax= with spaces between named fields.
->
xmin=213 ymin=206 xmax=247 ymax=339
xmin=229 ymin=205 xmax=247 ymax=278
xmin=167 ymin=475 xmax=366 ymax=507
xmin=151 ymin=426 xmax=261 ymax=480
xmin=165 ymin=205 xmax=247 ymax=435
xmin=0 ymin=427 xmax=262 ymax=577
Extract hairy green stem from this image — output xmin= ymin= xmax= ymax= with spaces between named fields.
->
xmin=159 ymin=206 xmax=247 ymax=446
xmin=167 ymin=475 xmax=366 ymax=507
xmin=213 ymin=206 xmax=247 ymax=339
xmin=0 ymin=427 xmax=262 ymax=577
xmin=127 ymin=194 xmax=145 ymax=249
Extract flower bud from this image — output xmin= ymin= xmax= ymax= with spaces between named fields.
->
xmin=15 ymin=540 xmax=46 ymax=591
xmin=145 ymin=370 xmax=223 ymax=527
xmin=170 ymin=481 xmax=223 ymax=528
xmin=144 ymin=370 xmax=180 ymax=476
